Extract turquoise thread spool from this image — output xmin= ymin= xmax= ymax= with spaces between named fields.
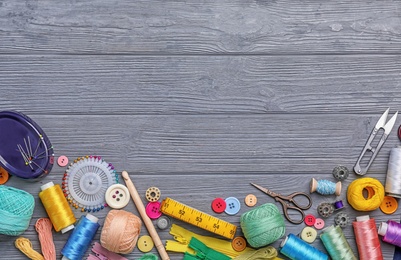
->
xmin=320 ymin=225 xmax=357 ymax=260
xmin=310 ymin=178 xmax=341 ymax=196
xmin=240 ymin=203 xmax=285 ymax=248
xmin=280 ymin=234 xmax=328 ymax=260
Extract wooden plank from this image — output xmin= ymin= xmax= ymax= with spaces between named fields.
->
xmin=0 ymin=1 xmax=401 ymax=54
xmin=1 ymin=55 xmax=401 ymax=115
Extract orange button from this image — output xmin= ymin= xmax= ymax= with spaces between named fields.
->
xmin=231 ymin=236 xmax=247 ymax=252
xmin=0 ymin=167 xmax=9 ymax=184
xmin=244 ymin=194 xmax=257 ymax=207
xmin=380 ymin=196 xmax=398 ymax=214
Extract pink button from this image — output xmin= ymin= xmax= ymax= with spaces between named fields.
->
xmin=57 ymin=156 xmax=69 ymax=167
xmin=314 ymin=218 xmax=325 ymax=230
xmin=304 ymin=214 xmax=316 ymax=226
xmin=146 ymin=201 xmax=162 ymax=219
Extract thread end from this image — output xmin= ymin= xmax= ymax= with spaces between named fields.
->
xmin=310 ymin=178 xmax=317 ymax=193
xmin=61 ymin=224 xmax=75 ymax=234
xmin=40 ymin=181 xmax=54 ymax=191
xmin=335 ymin=181 xmax=342 ymax=196
xmin=378 ymin=222 xmax=388 ymax=236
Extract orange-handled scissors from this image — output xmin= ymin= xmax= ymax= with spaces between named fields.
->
xmin=251 ymin=183 xmax=312 ymax=224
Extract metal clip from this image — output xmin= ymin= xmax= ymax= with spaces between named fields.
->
xmin=354 ymin=108 xmax=398 ymax=175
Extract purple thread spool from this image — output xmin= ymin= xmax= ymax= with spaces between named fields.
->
xmin=334 ymin=200 xmax=344 ymax=210
xmin=378 ymin=220 xmax=401 ymax=247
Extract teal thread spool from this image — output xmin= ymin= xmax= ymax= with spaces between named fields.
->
xmin=310 ymin=178 xmax=341 ymax=196
xmin=320 ymin=225 xmax=357 ymax=260
xmin=280 ymin=234 xmax=328 ymax=260
xmin=240 ymin=203 xmax=285 ymax=248
xmin=0 ymin=185 xmax=35 ymax=236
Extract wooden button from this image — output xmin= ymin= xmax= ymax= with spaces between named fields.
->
xmin=0 ymin=167 xmax=9 ymax=184
xmin=244 ymin=194 xmax=257 ymax=207
xmin=231 ymin=236 xmax=247 ymax=252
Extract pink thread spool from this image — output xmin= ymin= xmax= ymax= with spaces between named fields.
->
xmin=353 ymin=215 xmax=383 ymax=260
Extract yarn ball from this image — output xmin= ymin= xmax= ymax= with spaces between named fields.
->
xmin=240 ymin=203 xmax=285 ymax=248
xmin=100 ymin=209 xmax=142 ymax=254
xmin=0 ymin=185 xmax=35 ymax=236
xmin=347 ymin=177 xmax=385 ymax=211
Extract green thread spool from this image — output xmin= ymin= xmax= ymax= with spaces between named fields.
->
xmin=240 ymin=203 xmax=285 ymax=248
xmin=0 ymin=185 xmax=35 ymax=236
xmin=320 ymin=225 xmax=357 ymax=260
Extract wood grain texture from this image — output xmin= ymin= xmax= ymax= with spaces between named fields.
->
xmin=1 ymin=0 xmax=401 ymax=259
xmin=0 ymin=1 xmax=401 ymax=54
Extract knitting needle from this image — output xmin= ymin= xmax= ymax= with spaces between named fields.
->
xmin=121 ymin=171 xmax=170 ymax=260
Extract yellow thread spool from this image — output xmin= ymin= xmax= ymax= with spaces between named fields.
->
xmin=347 ymin=177 xmax=385 ymax=211
xmin=39 ymin=182 xmax=76 ymax=233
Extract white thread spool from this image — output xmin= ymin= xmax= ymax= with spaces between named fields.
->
xmin=385 ymin=147 xmax=401 ymax=198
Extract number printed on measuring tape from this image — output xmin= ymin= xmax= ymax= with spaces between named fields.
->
xmin=160 ymin=197 xmax=237 ymax=239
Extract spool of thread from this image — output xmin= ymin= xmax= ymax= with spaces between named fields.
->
xmin=378 ymin=220 xmax=401 ymax=247
xmin=320 ymin=225 xmax=357 ymax=260
xmin=39 ymin=182 xmax=76 ymax=233
xmin=346 ymin=177 xmax=384 ymax=211
xmin=385 ymin=147 xmax=401 ymax=198
xmin=280 ymin=233 xmax=328 ymax=260
xmin=0 ymin=185 xmax=35 ymax=236
xmin=101 ymin=209 xmax=142 ymax=254
xmin=240 ymin=203 xmax=285 ymax=248
xmin=333 ymin=200 xmax=344 ymax=210
xmin=352 ymin=215 xmax=383 ymax=260
xmin=310 ymin=178 xmax=341 ymax=196
xmin=61 ymin=214 xmax=100 ymax=260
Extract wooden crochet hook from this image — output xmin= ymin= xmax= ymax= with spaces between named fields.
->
xmin=122 ymin=171 xmax=170 ymax=260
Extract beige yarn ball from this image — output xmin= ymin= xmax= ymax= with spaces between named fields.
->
xmin=100 ymin=209 xmax=142 ymax=254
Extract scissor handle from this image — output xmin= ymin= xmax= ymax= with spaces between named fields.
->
xmin=283 ymin=192 xmax=312 ymax=210
xmin=275 ymin=197 xmax=306 ymax=225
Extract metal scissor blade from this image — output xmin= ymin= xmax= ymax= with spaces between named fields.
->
xmin=375 ymin=107 xmax=390 ymax=129
xmin=250 ymin=183 xmax=268 ymax=194
xmin=383 ymin=111 xmax=398 ymax=135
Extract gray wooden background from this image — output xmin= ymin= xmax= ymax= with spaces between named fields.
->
xmin=1 ymin=0 xmax=401 ymax=259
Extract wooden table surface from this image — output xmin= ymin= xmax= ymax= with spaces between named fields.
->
xmin=1 ymin=1 xmax=401 ymax=259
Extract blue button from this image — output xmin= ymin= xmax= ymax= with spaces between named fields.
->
xmin=224 ymin=197 xmax=241 ymax=215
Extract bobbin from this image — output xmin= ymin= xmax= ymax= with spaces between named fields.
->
xmin=332 ymin=166 xmax=349 ymax=181
xmin=334 ymin=212 xmax=350 ymax=228
xmin=310 ymin=178 xmax=341 ymax=196
xmin=145 ymin=187 xmax=161 ymax=202
xmin=317 ymin=202 xmax=335 ymax=218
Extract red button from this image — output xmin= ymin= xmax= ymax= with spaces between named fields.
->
xmin=145 ymin=201 xmax=162 ymax=219
xmin=304 ymin=214 xmax=316 ymax=226
xmin=211 ymin=198 xmax=226 ymax=213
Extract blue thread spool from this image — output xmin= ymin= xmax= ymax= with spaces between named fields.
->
xmin=310 ymin=178 xmax=341 ymax=196
xmin=280 ymin=234 xmax=328 ymax=260
xmin=61 ymin=214 xmax=100 ymax=260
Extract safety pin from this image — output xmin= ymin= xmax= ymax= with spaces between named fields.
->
xmin=354 ymin=108 xmax=398 ymax=175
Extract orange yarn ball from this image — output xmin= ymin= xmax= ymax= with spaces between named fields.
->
xmin=100 ymin=209 xmax=142 ymax=254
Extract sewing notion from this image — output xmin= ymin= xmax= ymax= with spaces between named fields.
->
xmin=250 ymin=183 xmax=312 ymax=224
xmin=354 ymin=108 xmax=398 ymax=175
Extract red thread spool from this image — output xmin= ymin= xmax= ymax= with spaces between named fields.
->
xmin=352 ymin=216 xmax=383 ymax=260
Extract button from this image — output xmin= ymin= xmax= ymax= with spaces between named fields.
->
xmin=0 ymin=167 xmax=9 ymax=184
xmin=244 ymin=194 xmax=257 ymax=207
xmin=57 ymin=156 xmax=69 ymax=167
xmin=137 ymin=235 xmax=154 ymax=253
xmin=105 ymin=184 xmax=130 ymax=209
xmin=145 ymin=187 xmax=161 ymax=202
xmin=145 ymin=201 xmax=162 ymax=219
xmin=231 ymin=236 xmax=247 ymax=252
xmin=380 ymin=196 xmax=398 ymax=214
xmin=211 ymin=198 xmax=226 ymax=213
xmin=304 ymin=214 xmax=316 ymax=226
xmin=156 ymin=216 xmax=171 ymax=230
xmin=300 ymin=226 xmax=317 ymax=243
xmin=314 ymin=218 xmax=325 ymax=230
xmin=224 ymin=197 xmax=241 ymax=215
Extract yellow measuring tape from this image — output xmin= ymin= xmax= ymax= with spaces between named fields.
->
xmin=160 ymin=197 xmax=237 ymax=239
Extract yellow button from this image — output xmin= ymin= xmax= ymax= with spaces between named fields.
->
xmin=244 ymin=194 xmax=257 ymax=207
xmin=0 ymin=167 xmax=9 ymax=185
xmin=231 ymin=236 xmax=247 ymax=252
xmin=380 ymin=196 xmax=398 ymax=214
xmin=137 ymin=235 xmax=154 ymax=253
xmin=300 ymin=226 xmax=317 ymax=243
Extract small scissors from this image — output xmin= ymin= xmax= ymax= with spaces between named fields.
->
xmin=250 ymin=183 xmax=312 ymax=224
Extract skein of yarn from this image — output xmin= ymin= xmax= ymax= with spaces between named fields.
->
xmin=35 ymin=218 xmax=56 ymax=260
xmin=347 ymin=177 xmax=385 ymax=211
xmin=101 ymin=209 xmax=142 ymax=254
xmin=240 ymin=203 xmax=285 ymax=248
xmin=0 ymin=185 xmax=35 ymax=236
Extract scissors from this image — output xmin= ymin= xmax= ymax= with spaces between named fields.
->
xmin=354 ymin=107 xmax=398 ymax=175
xmin=250 ymin=183 xmax=312 ymax=224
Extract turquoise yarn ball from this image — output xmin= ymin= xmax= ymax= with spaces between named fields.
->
xmin=0 ymin=185 xmax=35 ymax=236
xmin=240 ymin=203 xmax=285 ymax=248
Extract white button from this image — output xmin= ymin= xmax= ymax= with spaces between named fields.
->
xmin=105 ymin=184 xmax=130 ymax=209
